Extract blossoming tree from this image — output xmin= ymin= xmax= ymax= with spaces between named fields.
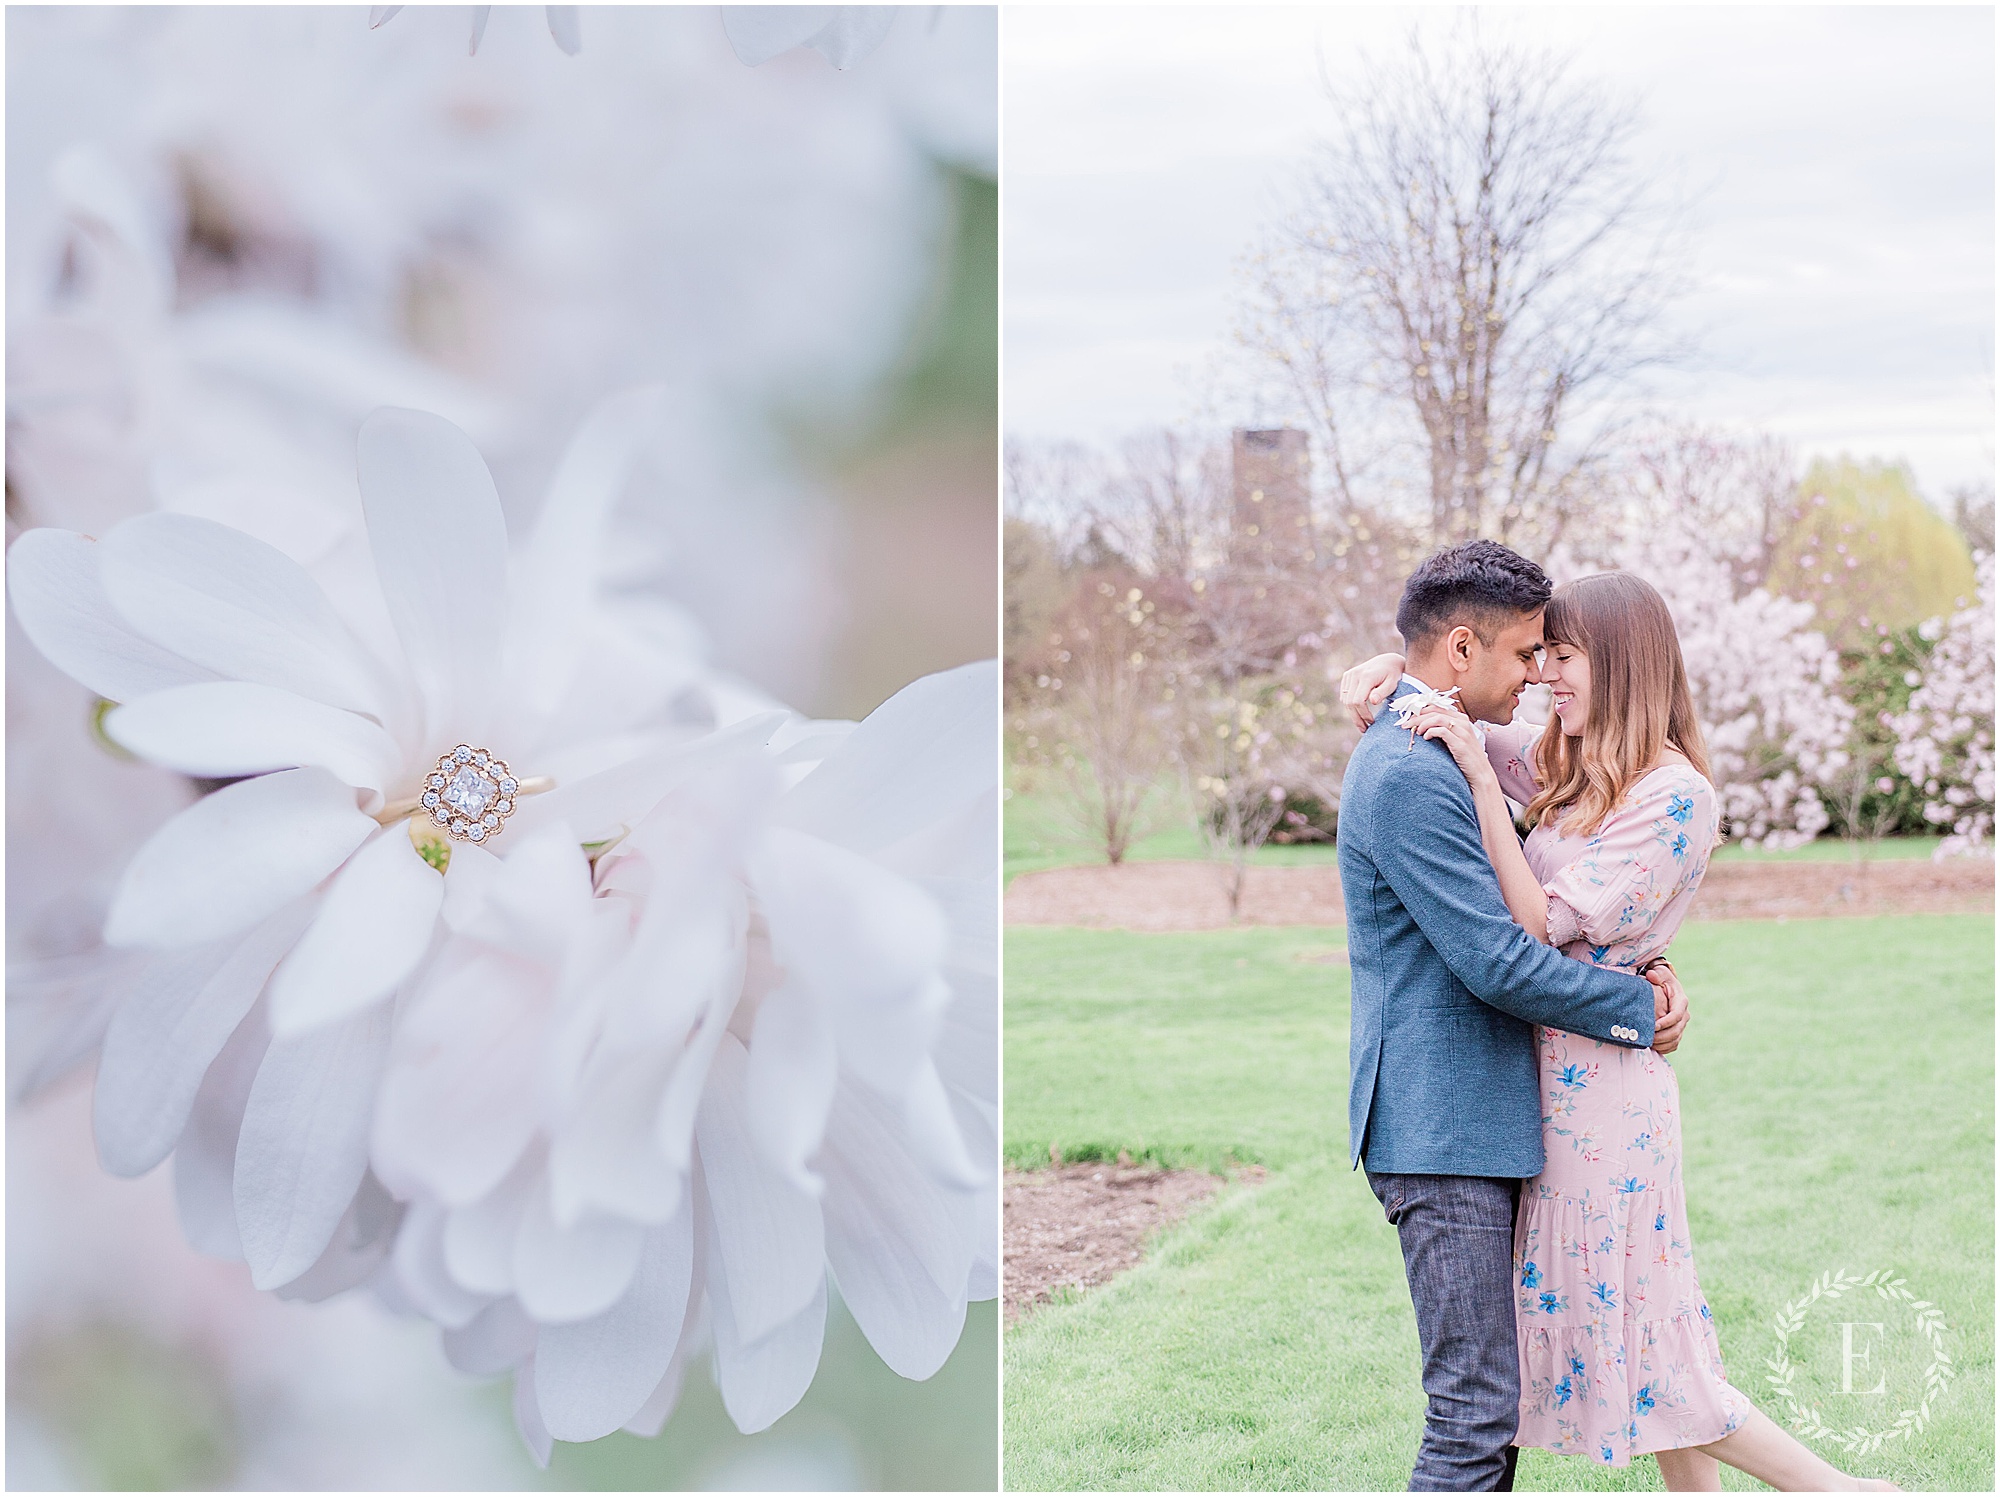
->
xmin=1891 ymin=555 xmax=1995 ymax=857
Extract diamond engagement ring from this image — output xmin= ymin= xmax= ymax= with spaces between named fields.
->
xmin=374 ymin=744 xmax=553 ymax=844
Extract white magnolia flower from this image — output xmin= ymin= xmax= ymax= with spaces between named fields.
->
xmin=721 ymin=5 xmax=899 ymax=69
xmin=368 ymin=4 xmax=582 ymax=56
xmin=7 ymin=401 xmax=997 ymax=1458
xmin=377 ymin=659 xmax=996 ymax=1457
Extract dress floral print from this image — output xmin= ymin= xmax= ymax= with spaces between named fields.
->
xmin=1485 ymin=723 xmax=1754 ymax=1467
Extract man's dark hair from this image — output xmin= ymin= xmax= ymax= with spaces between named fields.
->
xmin=1395 ymin=540 xmax=1552 ymax=653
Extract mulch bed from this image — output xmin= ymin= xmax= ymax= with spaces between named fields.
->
xmin=1005 ymin=855 xmax=1993 ymax=930
xmin=1004 ymin=1163 xmax=1264 ymax=1325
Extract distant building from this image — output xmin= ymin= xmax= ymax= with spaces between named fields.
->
xmin=1229 ymin=427 xmax=1314 ymax=570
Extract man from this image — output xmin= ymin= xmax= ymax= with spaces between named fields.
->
xmin=1337 ymin=540 xmax=1689 ymax=1492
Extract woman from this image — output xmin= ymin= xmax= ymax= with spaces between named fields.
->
xmin=1340 ymin=571 xmax=1897 ymax=1493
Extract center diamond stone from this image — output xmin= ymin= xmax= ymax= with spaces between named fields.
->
xmin=424 ymin=745 xmax=522 ymax=844
xmin=443 ymin=765 xmax=496 ymax=818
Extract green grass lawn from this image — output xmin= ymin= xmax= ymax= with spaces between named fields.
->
xmin=1003 ymin=778 xmax=1945 ymax=882
xmin=1003 ymin=916 xmax=1994 ymax=1492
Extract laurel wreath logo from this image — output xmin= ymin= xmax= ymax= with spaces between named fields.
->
xmin=1765 ymin=1268 xmax=1956 ymax=1454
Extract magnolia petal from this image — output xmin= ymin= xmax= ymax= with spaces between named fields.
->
xmin=751 ymin=827 xmax=948 ymax=1099
xmin=513 ymin=1358 xmax=554 ymax=1469
xmin=968 ymin=1174 xmax=1000 ymax=1302
xmin=173 ymin=1004 xmax=271 ymax=1261
xmin=775 ymin=660 xmax=996 ymax=856
xmin=508 ymin=710 xmax=784 ymax=848
xmin=99 ymin=511 xmax=389 ymax=718
xmin=743 ymin=981 xmax=838 ymax=1194
xmin=651 ymin=968 xmax=737 ymax=1178
xmin=393 ymin=1200 xmax=494 ymax=1331
xmin=718 ymin=5 xmax=830 ymax=64
xmin=468 ymin=4 xmax=491 ymax=53
xmin=356 ymin=408 xmax=507 ymax=746
xmin=441 ymin=1152 xmax=539 ymax=1298
xmin=367 ymin=5 xmax=401 ymax=26
xmin=7 ymin=529 xmax=218 ymax=703
xmin=545 ymin=5 xmax=581 ymax=54
xmin=274 ymin=1171 xmax=404 ymax=1304
xmin=512 ymin=1179 xmax=646 ymax=1324
xmin=821 ymin=1087 xmax=971 ymax=1380
xmin=9 ymin=950 xmax=136 ymax=1104
xmin=235 ymin=1001 xmax=393 ymax=1290
xmin=695 ymin=1035 xmax=824 ymax=1342
xmin=95 ymin=902 xmax=314 ymax=1177
xmin=803 ymin=5 xmax=896 ymax=67
xmin=711 ymin=1268 xmax=826 ymax=1435
xmin=877 ymin=783 xmax=1001 ymax=889
xmin=443 ymin=1296 xmax=538 ymax=1376
xmin=373 ymin=951 xmax=544 ymax=1208
xmin=104 ymin=768 xmax=374 ymax=950
xmin=621 ymin=1358 xmax=688 ymax=1439
xmin=268 ymin=827 xmax=442 ymax=1037
xmin=936 ymin=956 xmax=999 ymax=1096
xmin=511 ymin=386 xmax=666 ymax=728
xmin=898 ymin=1056 xmax=983 ymax=1191
xmin=434 ymin=820 xmax=593 ymax=967
xmin=547 ymin=1048 xmax=684 ymax=1229
xmin=535 ymin=1211 xmax=695 ymax=1443
xmin=719 ymin=5 xmax=895 ymax=68
xmin=104 ymin=683 xmax=403 ymax=795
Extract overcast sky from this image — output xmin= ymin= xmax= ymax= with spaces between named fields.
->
xmin=1004 ymin=4 xmax=1995 ymax=503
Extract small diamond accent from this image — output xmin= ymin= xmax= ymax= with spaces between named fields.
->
xmin=427 ymin=746 xmax=524 ymax=844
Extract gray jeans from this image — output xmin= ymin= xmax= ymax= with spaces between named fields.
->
xmin=1365 ymin=1169 xmax=1523 ymax=1492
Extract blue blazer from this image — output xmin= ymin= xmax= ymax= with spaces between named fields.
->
xmin=1338 ymin=680 xmax=1657 ymax=1177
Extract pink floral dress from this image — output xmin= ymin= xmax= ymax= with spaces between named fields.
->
xmin=1484 ymin=723 xmax=1754 ymax=1468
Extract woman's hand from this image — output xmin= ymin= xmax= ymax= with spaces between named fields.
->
xmin=1409 ymin=701 xmax=1495 ymax=790
xmin=1340 ymin=652 xmax=1406 ymax=732
xmin=1645 ymin=961 xmax=1689 ymax=1056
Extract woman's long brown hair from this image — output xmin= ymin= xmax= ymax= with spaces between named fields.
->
xmin=1526 ymin=572 xmax=1710 ymax=839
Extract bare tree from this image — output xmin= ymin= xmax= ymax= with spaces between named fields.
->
xmin=1002 ymin=435 xmax=1103 ymax=554
xmin=1238 ymin=16 xmax=1688 ymax=552
xmin=1951 ymin=480 xmax=1994 ymax=560
xmin=1032 ymin=567 xmax=1177 ymax=865
xmin=1007 ymin=430 xmax=1374 ymax=888
xmin=1826 ymin=738 xmax=1906 ymax=899
xmin=1613 ymin=424 xmax=1800 ymax=589
xmin=1094 ymin=429 xmax=1230 ymax=585
xmin=1169 ymin=566 xmax=1346 ymax=914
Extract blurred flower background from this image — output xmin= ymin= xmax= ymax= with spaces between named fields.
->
xmin=7 ymin=5 xmax=997 ymax=1489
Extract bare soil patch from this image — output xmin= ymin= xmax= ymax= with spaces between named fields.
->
xmin=1004 ymin=1163 xmax=1265 ymax=1325
xmin=1006 ymin=856 xmax=1992 ymax=931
